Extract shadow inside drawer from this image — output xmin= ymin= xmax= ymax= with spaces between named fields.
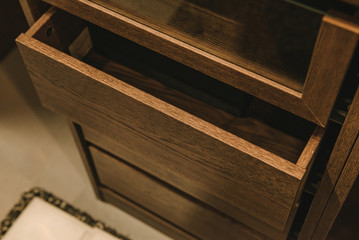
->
xmin=76 ymin=24 xmax=315 ymax=164
xmin=24 ymin=7 xmax=316 ymax=165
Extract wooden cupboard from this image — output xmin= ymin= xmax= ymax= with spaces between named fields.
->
xmin=16 ymin=1 xmax=359 ymax=239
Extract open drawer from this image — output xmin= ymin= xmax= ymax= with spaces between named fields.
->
xmin=16 ymin=7 xmax=325 ymax=232
xmin=36 ymin=0 xmax=359 ymax=126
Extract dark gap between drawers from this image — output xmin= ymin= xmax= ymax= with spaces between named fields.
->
xmin=99 ymin=185 xmax=198 ymax=239
xmin=90 ymin=141 xmax=247 ymax=225
xmin=90 ymin=143 xmax=263 ymax=239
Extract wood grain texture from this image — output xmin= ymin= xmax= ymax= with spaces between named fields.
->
xmin=84 ymin=51 xmax=236 ymax=131
xmin=91 ymin=146 xmax=266 ymax=240
xmin=303 ymin=16 xmax=359 ymax=126
xmin=41 ymin=0 xmax=326 ymax=125
xmin=15 ymin=1 xmax=359 ymax=239
xmin=312 ymin=135 xmax=359 ymax=239
xmin=14 ymin=27 xmax=323 ymax=230
xmin=84 ymin=126 xmax=292 ymax=240
xmin=86 ymin=50 xmax=309 ymax=163
xmin=39 ymin=0 xmax=359 ymax=127
xmin=26 ymin=7 xmax=87 ymax=53
xmin=89 ymin=0 xmax=321 ymax=92
xmin=298 ymin=86 xmax=359 ymax=239
xmin=24 ymin=7 xmax=65 ymax=51
xmin=67 ymin=122 xmax=102 ymax=199
xmin=283 ymin=127 xmax=326 ymax=239
xmin=296 ymin=127 xmax=326 ymax=169
xmin=16 ymin=33 xmax=299 ymax=230
xmin=100 ymin=187 xmax=197 ymax=240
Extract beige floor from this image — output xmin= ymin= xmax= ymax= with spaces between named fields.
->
xmin=0 ymin=48 xmax=171 ymax=240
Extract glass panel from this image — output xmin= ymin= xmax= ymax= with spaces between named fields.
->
xmin=90 ymin=0 xmax=325 ymax=91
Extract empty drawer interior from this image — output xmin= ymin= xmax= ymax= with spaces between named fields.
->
xmin=29 ymin=8 xmax=317 ymax=164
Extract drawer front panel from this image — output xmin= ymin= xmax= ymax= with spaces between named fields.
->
xmin=100 ymin=187 xmax=197 ymax=240
xmin=90 ymin=0 xmax=322 ymax=92
xmin=43 ymin=0 xmax=359 ymax=127
xmin=16 ymin=8 xmax=324 ymax=231
xmin=85 ymin=126 xmax=293 ymax=239
xmin=90 ymin=146 xmax=265 ymax=240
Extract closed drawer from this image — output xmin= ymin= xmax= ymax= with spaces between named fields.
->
xmin=16 ymin=7 xmax=324 ymax=232
xmin=90 ymin=146 xmax=265 ymax=240
xmin=42 ymin=0 xmax=359 ymax=126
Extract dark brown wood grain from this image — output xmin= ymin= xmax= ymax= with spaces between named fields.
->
xmin=312 ymin=135 xmax=359 ymax=239
xmin=84 ymin=51 xmax=236 ymax=131
xmin=38 ymin=0 xmax=359 ymax=126
xmin=16 ymin=32 xmax=301 ymax=230
xmin=86 ymin=50 xmax=309 ymax=163
xmin=298 ymin=87 xmax=359 ymax=239
xmin=15 ymin=4 xmax=359 ymax=238
xmin=303 ymin=16 xmax=359 ymax=126
xmin=15 ymin=11 xmax=325 ymax=229
xmin=84 ymin=124 xmax=319 ymax=240
xmin=89 ymin=0 xmax=321 ymax=92
xmin=100 ymin=187 xmax=197 ymax=240
xmin=91 ymin=146 xmax=265 ymax=240
xmin=26 ymin=7 xmax=87 ymax=53
xmin=282 ymin=127 xmax=326 ymax=240
xmin=39 ymin=0 xmax=322 ymax=125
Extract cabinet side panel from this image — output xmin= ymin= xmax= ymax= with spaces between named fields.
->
xmin=299 ymin=87 xmax=359 ymax=239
